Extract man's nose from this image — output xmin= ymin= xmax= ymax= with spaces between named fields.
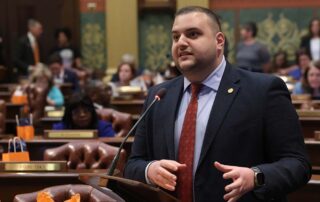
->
xmin=176 ymin=35 xmax=188 ymax=47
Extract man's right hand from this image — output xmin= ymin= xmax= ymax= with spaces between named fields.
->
xmin=147 ymin=160 xmax=186 ymax=191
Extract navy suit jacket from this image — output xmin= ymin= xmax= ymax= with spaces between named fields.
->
xmin=124 ymin=63 xmax=311 ymax=202
xmin=14 ymin=35 xmax=43 ymax=75
xmin=63 ymin=69 xmax=80 ymax=92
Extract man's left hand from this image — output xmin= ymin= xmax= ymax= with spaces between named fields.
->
xmin=214 ymin=161 xmax=255 ymax=202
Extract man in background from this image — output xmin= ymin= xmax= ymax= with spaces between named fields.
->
xmin=14 ymin=19 xmax=43 ymax=76
xmin=48 ymin=53 xmax=80 ymax=93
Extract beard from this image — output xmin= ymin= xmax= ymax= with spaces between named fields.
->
xmin=174 ymin=54 xmax=217 ymax=82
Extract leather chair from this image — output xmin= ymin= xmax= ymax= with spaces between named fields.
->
xmin=44 ymin=142 xmax=126 ymax=172
xmin=0 ymin=99 xmax=6 ymax=134
xmin=96 ymin=108 xmax=132 ymax=137
xmin=14 ymin=184 xmax=117 ymax=202
xmin=26 ymin=85 xmax=48 ymax=128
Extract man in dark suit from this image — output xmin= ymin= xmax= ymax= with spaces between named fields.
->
xmin=124 ymin=6 xmax=310 ymax=202
xmin=48 ymin=53 xmax=80 ymax=92
xmin=14 ymin=19 xmax=43 ymax=76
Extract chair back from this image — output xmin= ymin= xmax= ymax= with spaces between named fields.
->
xmin=14 ymin=184 xmax=117 ymax=202
xmin=96 ymin=108 xmax=132 ymax=137
xmin=44 ymin=142 xmax=126 ymax=172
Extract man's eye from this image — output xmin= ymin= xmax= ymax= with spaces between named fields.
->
xmin=188 ymin=31 xmax=199 ymax=38
xmin=172 ymin=35 xmax=179 ymax=41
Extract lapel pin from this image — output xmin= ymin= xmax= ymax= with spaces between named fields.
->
xmin=227 ymin=88 xmax=234 ymax=94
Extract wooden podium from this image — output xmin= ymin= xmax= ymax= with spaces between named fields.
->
xmin=79 ymin=173 xmax=180 ymax=202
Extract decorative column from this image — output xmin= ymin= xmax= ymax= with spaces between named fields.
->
xmin=177 ymin=0 xmax=208 ymax=9
xmin=80 ymin=0 xmax=107 ymax=70
xmin=106 ymin=0 xmax=138 ymax=74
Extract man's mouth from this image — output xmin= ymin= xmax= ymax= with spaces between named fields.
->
xmin=179 ymin=51 xmax=193 ymax=57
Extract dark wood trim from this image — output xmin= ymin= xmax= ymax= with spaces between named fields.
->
xmin=210 ymin=0 xmax=320 ymax=9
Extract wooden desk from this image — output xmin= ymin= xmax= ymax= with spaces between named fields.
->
xmin=288 ymin=175 xmax=320 ymax=202
xmin=292 ymin=100 xmax=320 ymax=109
xmin=5 ymin=103 xmax=24 ymax=134
xmin=0 ymin=136 xmax=134 ymax=161
xmin=305 ymin=139 xmax=320 ymax=171
xmin=0 ymin=83 xmax=18 ymax=93
xmin=299 ymin=117 xmax=320 ymax=138
xmin=110 ymin=99 xmax=144 ymax=116
xmin=0 ymin=173 xmax=319 ymax=202
xmin=6 ymin=103 xmax=24 ymax=119
xmin=40 ymin=117 xmax=61 ymax=132
xmin=0 ymin=91 xmax=11 ymax=102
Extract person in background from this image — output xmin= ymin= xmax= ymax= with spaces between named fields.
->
xmin=124 ymin=6 xmax=310 ymax=202
xmin=49 ymin=27 xmax=89 ymax=86
xmin=164 ymin=61 xmax=182 ymax=80
xmin=109 ymin=62 xmax=148 ymax=96
xmin=49 ymin=27 xmax=82 ymax=69
xmin=300 ymin=18 xmax=320 ymax=61
xmin=84 ymin=80 xmax=112 ymax=109
xmin=14 ymin=19 xmax=43 ymax=76
xmin=236 ymin=22 xmax=270 ymax=73
xmin=117 ymin=62 xmax=136 ymax=86
xmin=293 ymin=60 xmax=320 ymax=99
xmin=48 ymin=53 xmax=80 ymax=92
xmin=271 ymin=51 xmax=290 ymax=74
xmin=28 ymin=64 xmax=64 ymax=107
xmin=281 ymin=49 xmax=312 ymax=81
xmin=111 ymin=53 xmax=138 ymax=82
xmin=52 ymin=93 xmax=115 ymax=137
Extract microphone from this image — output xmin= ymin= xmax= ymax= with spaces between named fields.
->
xmin=107 ymin=88 xmax=167 ymax=176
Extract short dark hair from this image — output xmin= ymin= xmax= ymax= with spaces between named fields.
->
xmin=54 ymin=27 xmax=72 ymax=41
xmin=175 ymin=6 xmax=221 ymax=32
xmin=47 ymin=53 xmax=62 ymax=65
xmin=243 ymin=22 xmax=258 ymax=37
xmin=62 ymin=93 xmax=98 ymax=129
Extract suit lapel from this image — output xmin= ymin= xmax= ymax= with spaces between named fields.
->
xmin=157 ymin=77 xmax=184 ymax=160
xmin=197 ymin=63 xmax=240 ymax=167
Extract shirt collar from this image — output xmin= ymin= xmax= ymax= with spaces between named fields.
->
xmin=27 ymin=32 xmax=36 ymax=45
xmin=59 ymin=69 xmax=65 ymax=79
xmin=183 ymin=56 xmax=226 ymax=92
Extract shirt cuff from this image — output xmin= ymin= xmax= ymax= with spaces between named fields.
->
xmin=145 ymin=161 xmax=156 ymax=185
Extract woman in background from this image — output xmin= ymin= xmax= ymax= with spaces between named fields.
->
xmin=272 ymin=50 xmax=290 ymax=74
xmin=300 ymin=18 xmax=320 ymax=61
xmin=283 ymin=49 xmax=312 ymax=81
xmin=53 ymin=93 xmax=115 ymax=137
xmin=293 ymin=60 xmax=320 ymax=99
xmin=29 ymin=65 xmax=64 ymax=107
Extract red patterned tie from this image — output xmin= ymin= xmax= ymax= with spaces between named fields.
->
xmin=177 ymin=83 xmax=202 ymax=202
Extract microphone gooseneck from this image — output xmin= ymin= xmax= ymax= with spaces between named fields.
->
xmin=107 ymin=88 xmax=167 ymax=176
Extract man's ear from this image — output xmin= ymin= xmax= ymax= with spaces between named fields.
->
xmin=215 ymin=32 xmax=225 ymax=50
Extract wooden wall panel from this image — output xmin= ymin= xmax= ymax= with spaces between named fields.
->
xmin=1 ymin=0 xmax=80 ymax=76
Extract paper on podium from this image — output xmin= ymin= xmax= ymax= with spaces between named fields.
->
xmin=79 ymin=173 xmax=180 ymax=202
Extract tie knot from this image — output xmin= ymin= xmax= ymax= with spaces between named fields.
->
xmin=191 ymin=83 xmax=202 ymax=97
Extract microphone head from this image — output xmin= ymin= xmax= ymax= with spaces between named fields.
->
xmin=155 ymin=88 xmax=167 ymax=100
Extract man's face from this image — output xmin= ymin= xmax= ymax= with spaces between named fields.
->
xmin=30 ymin=23 xmax=43 ymax=38
xmin=49 ymin=62 xmax=62 ymax=76
xmin=171 ymin=12 xmax=222 ymax=78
